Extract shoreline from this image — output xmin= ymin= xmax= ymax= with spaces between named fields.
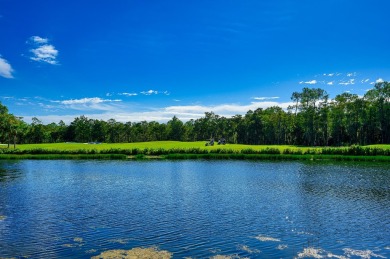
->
xmin=0 ymin=143 xmax=389 ymax=162
xmin=0 ymin=153 xmax=389 ymax=162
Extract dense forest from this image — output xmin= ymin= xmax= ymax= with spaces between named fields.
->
xmin=1 ymin=82 xmax=389 ymax=147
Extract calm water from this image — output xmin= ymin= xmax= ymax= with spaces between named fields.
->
xmin=0 ymin=160 xmax=389 ymax=258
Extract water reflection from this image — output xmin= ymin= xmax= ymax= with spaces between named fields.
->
xmin=0 ymin=161 xmax=22 ymax=182
xmin=0 ymin=160 xmax=388 ymax=258
xmin=296 ymin=162 xmax=390 ymax=257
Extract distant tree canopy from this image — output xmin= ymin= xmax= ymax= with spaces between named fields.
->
xmin=1 ymin=82 xmax=389 ymax=147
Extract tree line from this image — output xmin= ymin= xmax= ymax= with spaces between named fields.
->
xmin=1 ymin=82 xmax=389 ymax=147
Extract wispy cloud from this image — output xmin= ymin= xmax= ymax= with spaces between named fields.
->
xmin=252 ymin=96 xmax=279 ymax=100
xmin=19 ymin=99 xmax=295 ymax=124
xmin=49 ymin=97 xmax=122 ymax=112
xmin=57 ymin=97 xmax=121 ymax=105
xmin=163 ymin=101 xmax=293 ymax=115
xmin=139 ymin=90 xmax=170 ymax=96
xmin=299 ymin=80 xmax=317 ymax=85
xmin=323 ymin=73 xmax=334 ymax=77
xmin=31 ymin=36 xmax=49 ymax=44
xmin=0 ymin=56 xmax=14 ymax=78
xmin=140 ymin=90 xmax=159 ymax=95
xmin=28 ymin=36 xmax=59 ymax=65
xmin=327 ymin=81 xmax=334 ymax=85
xmin=119 ymin=92 xmax=138 ymax=96
xmin=347 ymin=72 xmax=357 ymax=77
xmin=339 ymin=79 xmax=355 ymax=86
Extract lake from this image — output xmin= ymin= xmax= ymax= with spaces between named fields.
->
xmin=0 ymin=160 xmax=389 ymax=258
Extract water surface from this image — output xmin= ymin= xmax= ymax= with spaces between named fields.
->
xmin=0 ymin=160 xmax=389 ymax=258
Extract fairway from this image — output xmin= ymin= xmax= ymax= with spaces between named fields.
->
xmin=7 ymin=141 xmax=305 ymax=152
xmin=2 ymin=141 xmax=389 ymax=152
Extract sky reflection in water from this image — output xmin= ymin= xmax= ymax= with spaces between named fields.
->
xmin=0 ymin=160 xmax=389 ymax=258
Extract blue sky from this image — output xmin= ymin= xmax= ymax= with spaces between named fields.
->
xmin=1 ymin=0 xmax=389 ymax=123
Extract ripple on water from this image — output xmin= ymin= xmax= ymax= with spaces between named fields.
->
xmin=107 ymin=238 xmax=131 ymax=244
xmin=61 ymin=237 xmax=85 ymax=249
xmin=277 ymin=244 xmax=288 ymax=250
xmin=237 ymin=244 xmax=260 ymax=254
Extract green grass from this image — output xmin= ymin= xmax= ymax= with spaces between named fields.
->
xmin=3 ymin=141 xmax=318 ymax=152
xmin=0 ymin=141 xmax=389 ymax=161
xmin=365 ymin=144 xmax=390 ymax=149
xmin=163 ymin=153 xmax=390 ymax=162
xmin=0 ymin=154 xmax=127 ymax=160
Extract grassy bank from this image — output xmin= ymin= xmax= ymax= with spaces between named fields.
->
xmin=0 ymin=154 xmax=127 ymax=160
xmin=2 ymin=153 xmax=388 ymax=162
xmin=1 ymin=141 xmax=312 ymax=152
xmin=162 ymin=153 xmax=390 ymax=162
xmin=0 ymin=142 xmax=389 ymax=161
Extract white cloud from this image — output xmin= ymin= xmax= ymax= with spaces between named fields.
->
xmin=28 ymin=36 xmax=59 ymax=65
xmin=327 ymin=81 xmax=334 ymax=85
xmin=140 ymin=90 xmax=158 ymax=95
xmin=19 ymin=100 xmax=295 ymax=124
xmin=323 ymin=73 xmax=334 ymax=77
xmin=339 ymin=79 xmax=355 ymax=86
xmin=119 ymin=92 xmax=138 ymax=96
xmin=253 ymin=96 xmax=279 ymax=100
xmin=30 ymin=36 xmax=48 ymax=44
xmin=347 ymin=72 xmax=357 ymax=77
xmin=48 ymin=97 xmax=123 ymax=112
xmin=304 ymin=80 xmax=317 ymax=85
xmin=376 ymin=78 xmax=384 ymax=83
xmin=30 ymin=44 xmax=59 ymax=64
xmin=361 ymin=79 xmax=370 ymax=83
xmin=0 ymin=56 xmax=14 ymax=78
xmin=58 ymin=97 xmax=121 ymax=105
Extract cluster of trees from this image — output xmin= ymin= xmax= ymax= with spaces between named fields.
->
xmin=0 ymin=104 xmax=23 ymax=148
xmin=1 ymin=82 xmax=389 ymax=147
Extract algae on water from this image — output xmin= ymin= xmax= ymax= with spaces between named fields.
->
xmin=237 ymin=244 xmax=260 ymax=254
xmin=254 ymin=235 xmax=281 ymax=242
xmin=74 ymin=237 xmax=83 ymax=243
xmin=91 ymin=247 xmax=172 ymax=259
xmin=210 ymin=255 xmax=249 ymax=259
